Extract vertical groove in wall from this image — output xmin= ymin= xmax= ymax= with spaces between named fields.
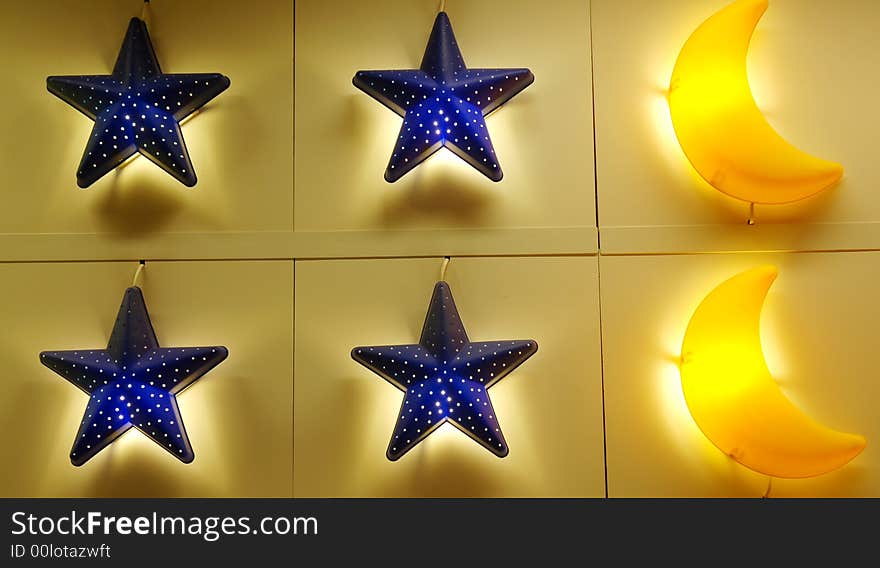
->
xmin=291 ymin=0 xmax=297 ymax=497
xmin=589 ymin=0 xmax=601 ymax=243
xmin=588 ymin=0 xmax=609 ymax=499
xmin=292 ymin=0 xmax=297 ymax=233
xmin=290 ymin=260 xmax=296 ymax=497
xmin=594 ymin=255 xmax=610 ymax=499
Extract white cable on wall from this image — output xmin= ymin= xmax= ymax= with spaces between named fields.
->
xmin=439 ymin=256 xmax=450 ymax=281
xmin=132 ymin=261 xmax=146 ymax=287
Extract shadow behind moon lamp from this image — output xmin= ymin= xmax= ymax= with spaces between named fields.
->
xmin=352 ymin=281 xmax=537 ymax=461
xmin=40 ymin=286 xmax=228 ymax=466
xmin=353 ymin=11 xmax=534 ymax=183
xmin=668 ymin=0 xmax=842 ymax=204
xmin=47 ymin=17 xmax=230 ymax=188
xmin=679 ymin=266 xmax=865 ymax=479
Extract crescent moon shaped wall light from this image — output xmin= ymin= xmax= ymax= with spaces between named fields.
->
xmin=47 ymin=17 xmax=230 ymax=188
xmin=668 ymin=0 xmax=842 ymax=204
xmin=353 ymin=11 xmax=534 ymax=182
xmin=679 ymin=266 xmax=865 ymax=479
xmin=40 ymin=286 xmax=228 ymax=466
xmin=352 ymin=278 xmax=537 ymax=460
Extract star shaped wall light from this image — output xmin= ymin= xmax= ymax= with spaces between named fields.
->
xmin=352 ymin=281 xmax=537 ymax=460
xmin=353 ymin=11 xmax=534 ymax=182
xmin=40 ymin=287 xmax=228 ymax=466
xmin=47 ymin=17 xmax=230 ymax=188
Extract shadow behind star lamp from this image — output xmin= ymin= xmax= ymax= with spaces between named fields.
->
xmin=47 ymin=16 xmax=230 ymax=188
xmin=353 ymin=10 xmax=534 ymax=182
xmin=40 ymin=263 xmax=228 ymax=466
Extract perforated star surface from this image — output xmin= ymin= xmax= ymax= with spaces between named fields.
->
xmin=352 ymin=281 xmax=537 ymax=460
xmin=40 ymin=287 xmax=228 ymax=466
xmin=47 ymin=17 xmax=230 ymax=188
xmin=353 ymin=11 xmax=534 ymax=182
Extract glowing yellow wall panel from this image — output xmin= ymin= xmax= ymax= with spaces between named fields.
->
xmin=0 ymin=0 xmax=876 ymax=501
xmin=0 ymin=261 xmax=293 ymax=497
xmin=293 ymin=257 xmax=604 ymax=497
xmin=294 ymin=0 xmax=595 ymax=233
xmin=592 ymin=0 xmax=880 ymax=230
xmin=601 ymin=253 xmax=879 ymax=497
xmin=0 ymin=0 xmax=293 ymax=234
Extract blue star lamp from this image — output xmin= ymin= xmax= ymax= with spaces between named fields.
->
xmin=41 ymin=287 xmax=228 ymax=466
xmin=47 ymin=18 xmax=230 ymax=188
xmin=352 ymin=281 xmax=537 ymax=460
xmin=353 ymin=11 xmax=534 ymax=182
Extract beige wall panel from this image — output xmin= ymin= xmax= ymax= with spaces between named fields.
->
xmin=601 ymin=252 xmax=879 ymax=497
xmin=0 ymin=0 xmax=293 ymax=234
xmin=592 ymin=0 xmax=880 ymax=229
xmin=294 ymin=256 xmax=604 ymax=497
xmin=0 ymin=260 xmax=293 ymax=497
xmin=294 ymin=0 xmax=595 ymax=233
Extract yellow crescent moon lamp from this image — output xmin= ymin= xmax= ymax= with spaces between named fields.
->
xmin=679 ymin=266 xmax=865 ymax=479
xmin=668 ymin=0 xmax=843 ymax=204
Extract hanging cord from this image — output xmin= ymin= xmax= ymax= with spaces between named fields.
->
xmin=439 ymin=0 xmax=446 ymax=13
xmin=439 ymin=256 xmax=451 ymax=281
xmin=141 ymin=0 xmax=150 ymax=23
xmin=132 ymin=260 xmax=146 ymax=288
xmin=747 ymin=202 xmax=756 ymax=226
xmin=762 ymin=476 xmax=773 ymax=498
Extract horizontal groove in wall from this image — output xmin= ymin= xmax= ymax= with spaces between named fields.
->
xmin=10 ymin=222 xmax=880 ymax=261
xmin=600 ymin=222 xmax=880 ymax=255
xmin=295 ymin=227 xmax=598 ymax=259
xmin=0 ymin=227 xmax=599 ymax=262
